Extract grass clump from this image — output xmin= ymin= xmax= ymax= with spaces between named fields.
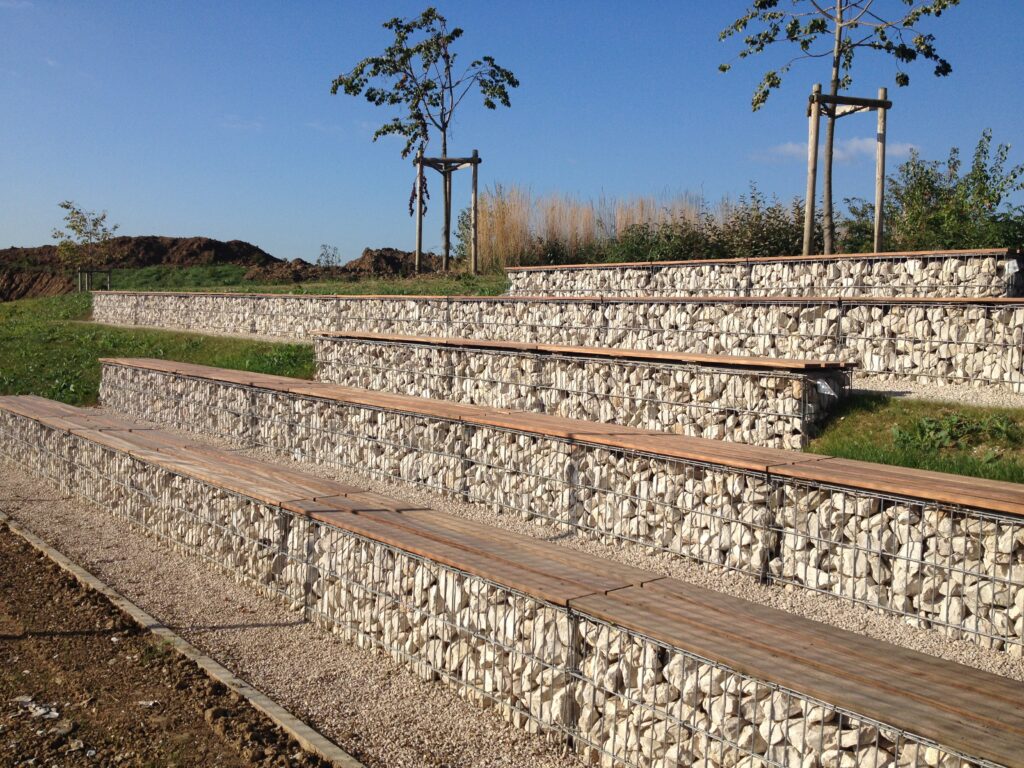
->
xmin=809 ymin=393 xmax=1024 ymax=484
xmin=0 ymin=293 xmax=313 ymax=406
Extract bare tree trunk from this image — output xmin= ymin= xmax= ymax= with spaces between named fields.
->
xmin=822 ymin=3 xmax=844 ymax=255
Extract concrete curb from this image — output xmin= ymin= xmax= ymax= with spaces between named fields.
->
xmin=0 ymin=509 xmax=364 ymax=768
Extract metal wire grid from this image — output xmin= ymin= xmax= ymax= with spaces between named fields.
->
xmin=569 ymin=616 xmax=989 ymax=768
xmin=99 ymin=367 xmax=1024 ymax=652
xmin=101 ymin=372 xmax=779 ymax=579
xmin=93 ymin=291 xmax=1024 ymax=388
xmin=0 ymin=415 xmax=992 ymax=768
xmin=312 ymin=338 xmax=852 ymax=449
xmin=771 ymin=478 xmax=1024 ymax=652
xmin=505 ymin=253 xmax=1022 ymax=299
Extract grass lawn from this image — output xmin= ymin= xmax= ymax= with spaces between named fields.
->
xmin=808 ymin=392 xmax=1024 ymax=483
xmin=108 ymin=264 xmax=509 ymax=296
xmin=0 ymin=293 xmax=314 ymax=405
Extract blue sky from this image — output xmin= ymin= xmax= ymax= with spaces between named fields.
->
xmin=2 ymin=1 xmax=1022 ymax=262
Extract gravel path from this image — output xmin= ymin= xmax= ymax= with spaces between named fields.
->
xmin=857 ymin=377 xmax=1024 ymax=409
xmin=94 ymin=406 xmax=1024 ymax=682
xmin=0 ymin=464 xmax=583 ymax=768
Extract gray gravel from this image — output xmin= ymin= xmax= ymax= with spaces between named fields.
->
xmin=95 ymin=406 xmax=1024 ymax=682
xmin=857 ymin=377 xmax=1024 ymax=409
xmin=0 ymin=462 xmax=583 ymax=768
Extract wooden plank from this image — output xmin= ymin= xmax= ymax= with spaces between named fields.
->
xmin=503 ymin=248 xmax=1013 ymax=273
xmin=301 ymin=509 xmax=614 ymax=606
xmin=95 ymin=364 xmax=1024 ymax=516
xmin=775 ymin=457 xmax=1024 ymax=515
xmin=313 ymin=330 xmax=851 ymax=371
xmin=570 ymin=586 xmax=1024 ymax=768
xmin=643 ymin=579 xmax=1024 ymax=709
xmin=97 ymin=290 xmax=1024 ymax=307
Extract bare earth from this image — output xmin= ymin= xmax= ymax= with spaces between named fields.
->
xmin=0 ymin=525 xmax=329 ymax=768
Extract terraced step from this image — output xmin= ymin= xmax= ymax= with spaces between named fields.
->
xmin=99 ymin=358 xmax=1024 ymax=656
xmin=313 ymin=331 xmax=853 ymax=449
xmin=505 ymin=248 xmax=1024 ymax=299
xmin=1 ymin=394 xmax=1022 ymax=768
xmin=91 ymin=291 xmax=1024 ymax=390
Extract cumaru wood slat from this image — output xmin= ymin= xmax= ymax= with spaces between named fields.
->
xmin=570 ymin=584 xmax=1024 ymax=768
xmin=3 ymin=394 xmax=1024 ymax=765
xmin=95 ymin=290 xmax=1024 ymax=307
xmin=98 ymin=359 xmax=1024 ymax=516
xmin=503 ymin=247 xmax=1017 ymax=272
xmin=312 ymin=330 xmax=853 ymax=372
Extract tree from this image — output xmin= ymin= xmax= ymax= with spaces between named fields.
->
xmin=841 ymin=129 xmax=1024 ymax=252
xmin=331 ymin=7 xmax=518 ymax=269
xmin=719 ymin=0 xmax=960 ymax=254
xmin=51 ymin=200 xmax=119 ymax=272
xmin=317 ymin=243 xmax=342 ymax=268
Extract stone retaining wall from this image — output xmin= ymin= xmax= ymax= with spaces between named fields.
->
xmin=92 ymin=292 xmax=1024 ymax=390
xmin=313 ymin=336 xmax=851 ymax=449
xmin=0 ymin=406 xmax=984 ymax=768
xmin=505 ymin=250 xmax=1024 ymax=298
xmin=100 ymin=362 xmax=1024 ymax=655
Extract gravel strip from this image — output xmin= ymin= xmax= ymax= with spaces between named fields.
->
xmin=0 ymin=462 xmax=582 ymax=768
xmin=857 ymin=378 xmax=1024 ymax=409
xmin=91 ymin=406 xmax=1024 ymax=683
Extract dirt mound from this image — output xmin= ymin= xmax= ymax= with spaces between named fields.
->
xmin=0 ymin=236 xmax=277 ymax=272
xmin=343 ymin=247 xmax=441 ymax=277
xmin=0 ymin=236 xmax=279 ymax=300
xmin=0 ymin=270 xmax=74 ymax=301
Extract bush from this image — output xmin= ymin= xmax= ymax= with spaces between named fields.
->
xmin=841 ymin=129 xmax=1024 ymax=252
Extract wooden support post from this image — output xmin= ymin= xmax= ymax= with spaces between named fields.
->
xmin=107 ymin=269 xmax=112 ymax=290
xmin=415 ymin=153 xmax=424 ymax=275
xmin=470 ymin=149 xmax=479 ymax=275
xmin=873 ymin=86 xmax=888 ymax=254
xmin=443 ymin=168 xmax=452 ymax=272
xmin=77 ymin=270 xmax=82 ymax=293
xmin=803 ymin=83 xmax=822 ymax=256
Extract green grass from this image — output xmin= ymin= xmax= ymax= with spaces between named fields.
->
xmin=0 ymin=293 xmax=314 ymax=406
xmin=109 ymin=264 xmax=250 ymax=291
xmin=107 ymin=265 xmax=508 ymax=296
xmin=808 ymin=393 xmax=1024 ymax=483
xmin=208 ymin=271 xmax=509 ymax=296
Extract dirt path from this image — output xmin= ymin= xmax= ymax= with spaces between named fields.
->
xmin=0 ymin=525 xmax=330 ymax=768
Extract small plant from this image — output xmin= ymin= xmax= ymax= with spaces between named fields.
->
xmin=892 ymin=412 xmax=1023 ymax=452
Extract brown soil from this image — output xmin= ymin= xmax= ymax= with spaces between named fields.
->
xmin=0 ymin=524 xmax=331 ymax=768
xmin=241 ymin=247 xmax=444 ymax=284
xmin=342 ymin=247 xmax=441 ymax=277
xmin=0 ymin=236 xmax=277 ymax=272
xmin=0 ymin=270 xmax=74 ymax=302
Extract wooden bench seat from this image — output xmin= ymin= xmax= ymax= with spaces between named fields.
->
xmin=313 ymin=330 xmax=854 ymax=372
xmin=98 ymin=359 xmax=1024 ymax=517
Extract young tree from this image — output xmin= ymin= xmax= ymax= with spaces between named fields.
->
xmin=719 ymin=0 xmax=960 ymax=253
xmin=331 ymin=7 xmax=518 ymax=269
xmin=317 ymin=243 xmax=342 ymax=268
xmin=51 ymin=200 xmax=119 ymax=273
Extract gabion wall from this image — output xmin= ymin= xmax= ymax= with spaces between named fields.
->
xmin=100 ymin=363 xmax=1024 ymax=655
xmin=314 ymin=336 xmax=851 ymax=449
xmin=92 ymin=292 xmax=1024 ymax=390
xmin=0 ymin=404 xmax=991 ymax=768
xmin=505 ymin=251 xmax=1024 ymax=298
